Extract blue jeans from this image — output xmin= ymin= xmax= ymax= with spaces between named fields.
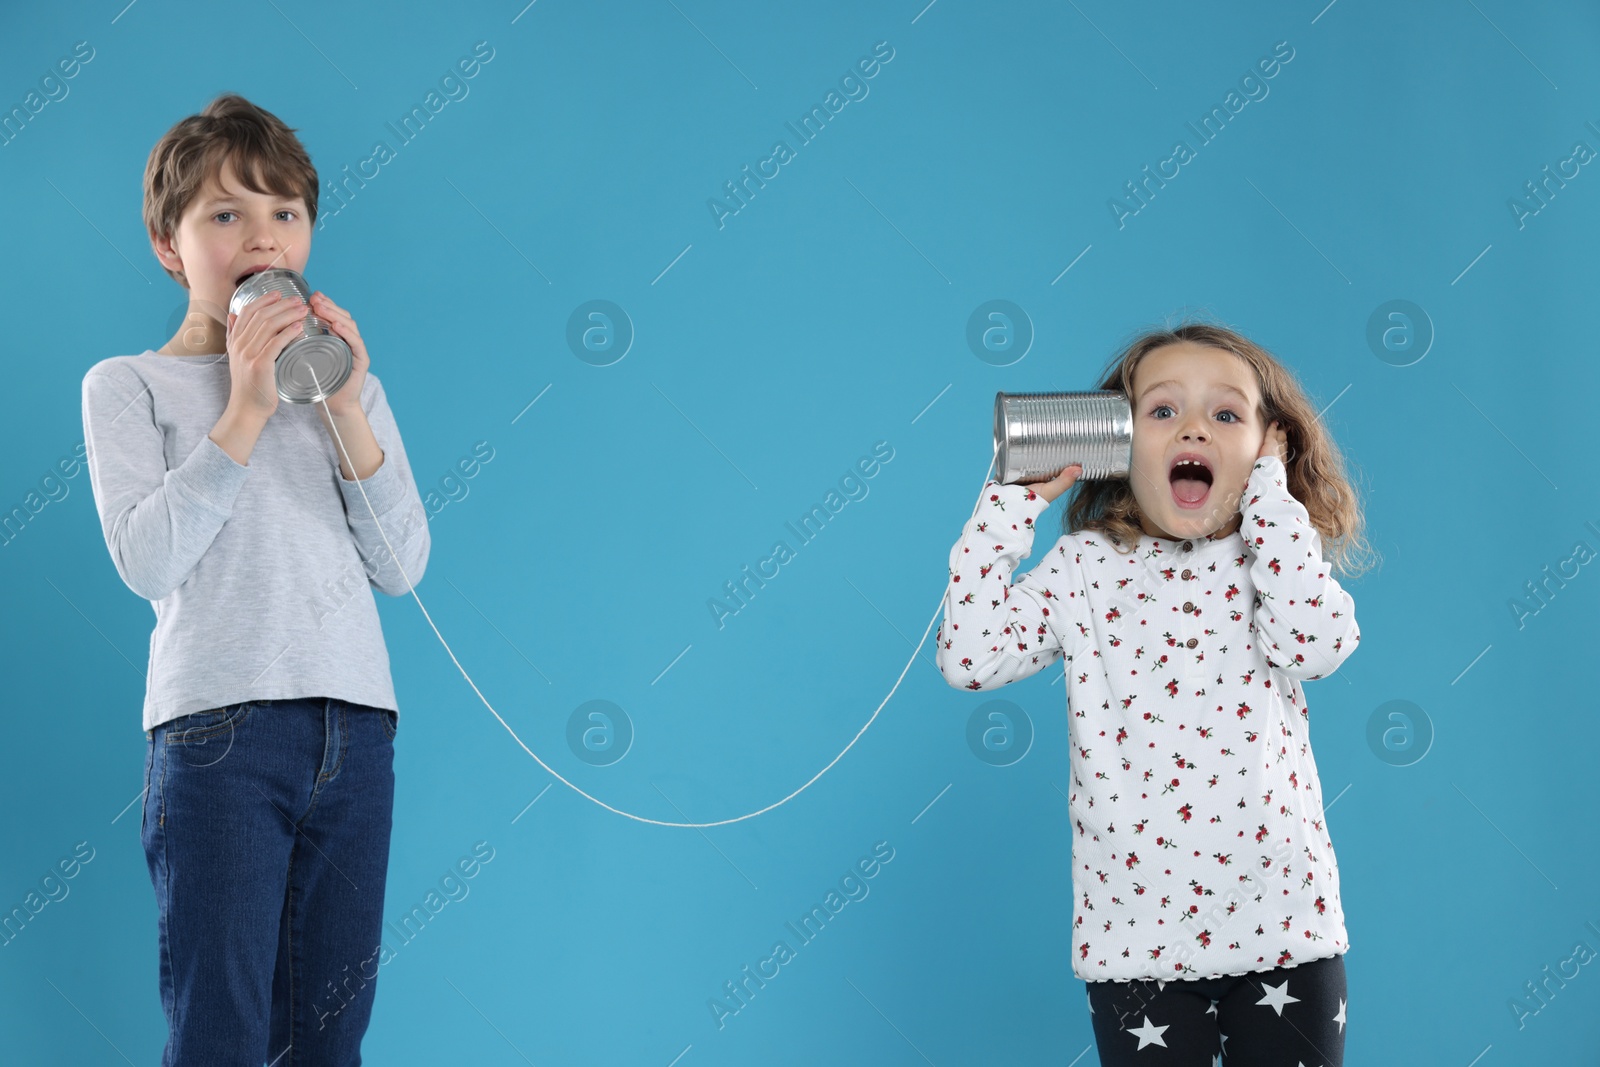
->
xmin=142 ymin=697 xmax=397 ymax=1067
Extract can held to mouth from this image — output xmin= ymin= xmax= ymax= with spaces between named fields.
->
xmin=993 ymin=391 xmax=1133 ymax=485
xmin=228 ymin=268 xmax=352 ymax=404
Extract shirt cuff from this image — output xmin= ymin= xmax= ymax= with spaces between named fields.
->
xmin=186 ymin=433 xmax=252 ymax=514
xmin=336 ymin=451 xmax=404 ymax=517
xmin=983 ymin=479 xmax=1055 ymax=518
xmin=1241 ymin=453 xmax=1287 ymax=505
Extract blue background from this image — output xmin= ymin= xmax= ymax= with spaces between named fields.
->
xmin=3 ymin=0 xmax=1598 ymax=1063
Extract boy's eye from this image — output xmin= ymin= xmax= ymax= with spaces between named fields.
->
xmin=214 ymin=210 xmax=297 ymax=223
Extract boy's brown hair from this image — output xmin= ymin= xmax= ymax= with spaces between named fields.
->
xmin=1063 ymin=315 xmax=1380 ymax=581
xmin=144 ymin=92 xmax=319 ymax=289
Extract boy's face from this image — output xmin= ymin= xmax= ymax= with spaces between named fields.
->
xmin=1128 ymin=342 xmax=1268 ymax=543
xmin=152 ymin=155 xmax=312 ymax=323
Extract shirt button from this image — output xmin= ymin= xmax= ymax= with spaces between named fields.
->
xmin=1181 ymin=569 xmax=1193 ymax=580
xmin=1183 ymin=601 xmax=1195 ymax=613
xmin=1186 ymin=637 xmax=1198 ymax=648
xmin=1181 ymin=541 xmax=1192 ymax=552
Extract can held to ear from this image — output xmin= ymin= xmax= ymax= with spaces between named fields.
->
xmin=228 ymin=268 xmax=353 ymax=404
xmin=993 ymin=391 xmax=1133 ymax=485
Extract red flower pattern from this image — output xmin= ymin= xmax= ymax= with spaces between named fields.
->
xmin=936 ymin=454 xmax=1360 ymax=982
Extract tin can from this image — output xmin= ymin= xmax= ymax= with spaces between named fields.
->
xmin=993 ymin=390 xmax=1132 ymax=485
xmin=228 ymin=268 xmax=352 ymax=404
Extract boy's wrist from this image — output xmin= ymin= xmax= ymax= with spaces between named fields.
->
xmin=319 ymin=399 xmax=364 ymax=425
xmin=224 ymin=391 xmax=275 ymax=426
xmin=209 ymin=403 xmax=269 ymax=466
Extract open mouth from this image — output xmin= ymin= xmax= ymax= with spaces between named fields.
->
xmin=1168 ymin=456 xmax=1214 ymax=509
xmin=234 ymin=265 xmax=273 ymax=287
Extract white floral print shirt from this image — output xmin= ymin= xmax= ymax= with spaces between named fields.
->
xmin=937 ymin=454 xmax=1360 ymax=982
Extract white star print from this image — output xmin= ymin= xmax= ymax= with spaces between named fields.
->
xmin=1206 ymin=997 xmax=1218 ymax=1017
xmin=1127 ymin=1014 xmax=1169 ymax=1049
xmin=1333 ymin=995 xmax=1346 ymax=1031
xmin=1255 ymin=978 xmax=1300 ymax=1015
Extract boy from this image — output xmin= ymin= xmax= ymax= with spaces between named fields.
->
xmin=80 ymin=92 xmax=430 ymax=1065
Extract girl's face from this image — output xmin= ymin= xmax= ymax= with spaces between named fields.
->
xmin=1129 ymin=343 xmax=1268 ymax=542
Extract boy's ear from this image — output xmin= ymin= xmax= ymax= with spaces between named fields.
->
xmin=150 ymin=231 xmax=178 ymax=270
xmin=150 ymin=232 xmax=190 ymax=286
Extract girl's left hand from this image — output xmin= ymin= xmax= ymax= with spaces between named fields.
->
xmin=309 ymin=291 xmax=368 ymax=418
xmin=1257 ymin=420 xmax=1290 ymax=464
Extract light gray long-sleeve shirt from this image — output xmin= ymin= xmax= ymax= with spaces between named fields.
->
xmin=81 ymin=350 xmax=430 ymax=733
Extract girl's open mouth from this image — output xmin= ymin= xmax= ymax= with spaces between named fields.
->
xmin=1169 ymin=459 xmax=1213 ymax=510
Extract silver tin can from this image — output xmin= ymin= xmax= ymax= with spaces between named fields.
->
xmin=993 ymin=390 xmax=1133 ymax=485
xmin=228 ymin=268 xmax=352 ymax=404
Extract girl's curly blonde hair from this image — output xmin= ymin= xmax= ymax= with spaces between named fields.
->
xmin=1063 ymin=316 xmax=1379 ymax=581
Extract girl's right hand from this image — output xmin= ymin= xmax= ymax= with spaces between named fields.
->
xmin=1031 ymin=463 xmax=1083 ymax=504
xmin=225 ymin=289 xmax=310 ymax=421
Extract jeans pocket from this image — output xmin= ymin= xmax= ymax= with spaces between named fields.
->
xmin=140 ymin=735 xmax=155 ymax=838
xmin=380 ymin=709 xmax=398 ymax=741
xmin=164 ymin=702 xmax=253 ymax=745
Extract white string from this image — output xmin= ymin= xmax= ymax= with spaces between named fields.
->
xmin=309 ymin=364 xmax=1001 ymax=828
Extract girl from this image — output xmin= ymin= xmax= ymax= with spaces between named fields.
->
xmin=937 ymin=321 xmax=1375 ymax=1066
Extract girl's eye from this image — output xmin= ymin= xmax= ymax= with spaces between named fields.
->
xmin=1150 ymin=404 xmax=1240 ymax=422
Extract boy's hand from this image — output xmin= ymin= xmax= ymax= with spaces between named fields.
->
xmin=1257 ymin=420 xmax=1290 ymax=465
xmin=1031 ymin=463 xmax=1083 ymax=504
xmin=309 ymin=291 xmax=369 ymax=418
xmin=225 ymin=289 xmax=314 ymax=421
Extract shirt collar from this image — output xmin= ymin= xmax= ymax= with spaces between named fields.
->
xmin=1114 ymin=526 xmax=1242 ymax=560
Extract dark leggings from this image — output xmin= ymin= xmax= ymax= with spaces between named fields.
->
xmin=1086 ymin=953 xmax=1346 ymax=1066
